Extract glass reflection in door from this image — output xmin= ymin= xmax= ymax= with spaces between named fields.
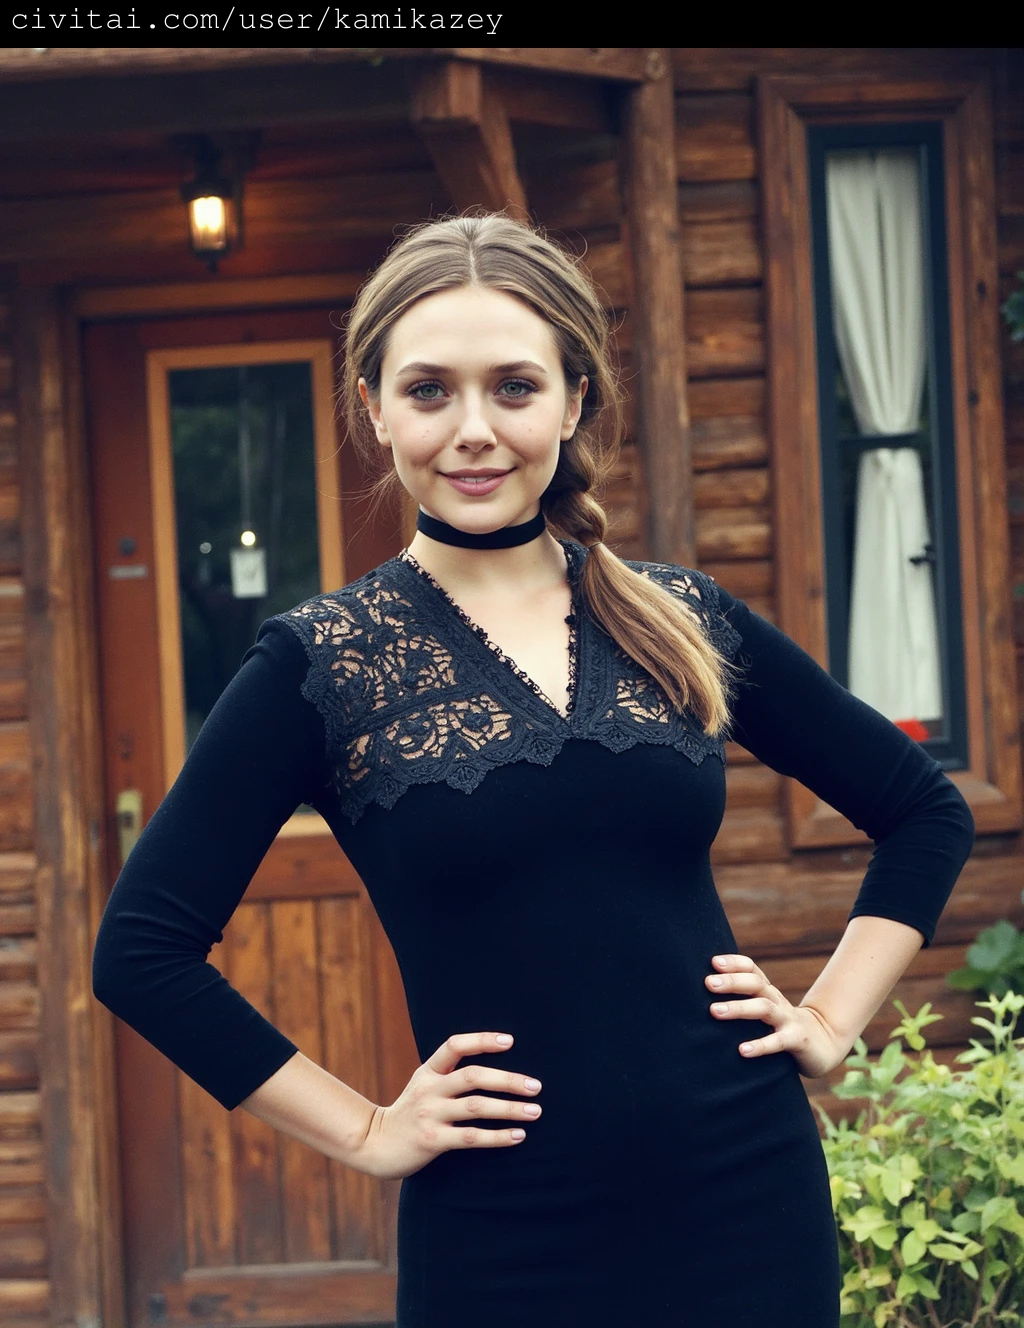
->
xmin=169 ymin=362 xmax=321 ymax=754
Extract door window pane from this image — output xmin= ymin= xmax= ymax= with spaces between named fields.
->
xmin=169 ymin=361 xmax=320 ymax=755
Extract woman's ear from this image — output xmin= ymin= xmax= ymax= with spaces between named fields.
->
xmin=358 ymin=378 xmax=391 ymax=448
xmin=561 ymin=375 xmax=588 ymax=441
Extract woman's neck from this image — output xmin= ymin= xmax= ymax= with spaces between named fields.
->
xmin=405 ymin=525 xmax=568 ymax=596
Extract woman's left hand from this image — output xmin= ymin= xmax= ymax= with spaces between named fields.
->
xmin=705 ymin=954 xmax=854 ymax=1079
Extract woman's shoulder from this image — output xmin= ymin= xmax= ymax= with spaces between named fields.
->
xmin=265 ymin=554 xmax=409 ymax=653
xmin=613 ymin=553 xmax=743 ymax=661
xmin=617 ymin=555 xmax=723 ymax=613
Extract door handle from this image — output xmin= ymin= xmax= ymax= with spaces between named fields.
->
xmin=116 ymin=789 xmax=143 ymax=866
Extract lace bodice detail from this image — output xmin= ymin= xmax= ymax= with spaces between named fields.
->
xmin=278 ymin=541 xmax=743 ymax=824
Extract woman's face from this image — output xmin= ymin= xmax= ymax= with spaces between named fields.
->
xmin=360 ymin=285 xmax=585 ymax=533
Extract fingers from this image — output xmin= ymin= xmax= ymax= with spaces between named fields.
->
xmin=448 ymin=1094 xmax=542 ymax=1123
xmin=736 ymin=1030 xmax=789 ymax=1058
xmin=707 ymin=955 xmax=781 ymax=1000
xmin=707 ymin=954 xmax=793 ymax=1059
xmin=709 ymin=996 xmax=775 ymax=1023
xmin=445 ymin=1063 xmax=542 ymax=1100
xmin=446 ymin=1125 xmax=530 ymax=1149
xmin=424 ymin=1031 xmax=515 ymax=1076
xmin=705 ymin=970 xmax=764 ymax=996
xmin=708 ymin=953 xmax=764 ymax=981
xmin=413 ymin=1033 xmax=543 ymax=1155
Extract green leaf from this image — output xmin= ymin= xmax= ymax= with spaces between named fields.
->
xmin=881 ymin=1154 xmax=921 ymax=1206
xmin=947 ymin=965 xmax=990 ymax=990
xmin=927 ymin=1241 xmax=967 ymax=1260
xmin=980 ymin=1195 xmax=1024 ymax=1236
xmin=962 ymin=1257 xmax=979 ymax=1279
xmin=864 ymin=1265 xmax=893 ymax=1289
xmin=995 ymin=1151 xmax=1024 ymax=1184
xmin=845 ymin=1206 xmax=890 ymax=1241
xmin=967 ymin=920 xmax=1020 ymax=971
xmin=895 ymin=1271 xmax=917 ymax=1300
xmin=901 ymin=1230 xmax=927 ymax=1264
xmin=911 ymin=1218 xmax=940 ymax=1243
xmin=845 ymin=1205 xmax=899 ymax=1248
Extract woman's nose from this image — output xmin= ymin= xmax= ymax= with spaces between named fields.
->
xmin=455 ymin=394 xmax=497 ymax=449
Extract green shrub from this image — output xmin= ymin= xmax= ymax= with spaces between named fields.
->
xmin=819 ymin=992 xmax=1024 ymax=1327
xmin=947 ymin=920 xmax=1024 ymax=1001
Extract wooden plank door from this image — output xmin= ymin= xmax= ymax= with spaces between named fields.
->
xmin=84 ymin=308 xmax=417 ymax=1328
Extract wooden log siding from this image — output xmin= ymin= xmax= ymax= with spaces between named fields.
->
xmin=998 ymin=58 xmax=1024 ymax=807
xmin=0 ymin=290 xmax=46 ymax=1328
xmin=666 ymin=51 xmax=1024 ymax=1135
xmin=522 ymin=136 xmax=646 ymax=560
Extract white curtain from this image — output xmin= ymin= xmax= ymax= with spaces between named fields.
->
xmin=826 ymin=149 xmax=942 ymax=726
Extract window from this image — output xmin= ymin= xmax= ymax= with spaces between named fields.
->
xmin=807 ymin=123 xmax=967 ymax=770
xmin=759 ymin=76 xmax=1022 ymax=844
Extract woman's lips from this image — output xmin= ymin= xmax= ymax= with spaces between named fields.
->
xmin=442 ymin=470 xmax=510 ymax=497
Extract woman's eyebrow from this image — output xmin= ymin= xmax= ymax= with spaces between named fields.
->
xmin=491 ymin=360 xmax=549 ymax=375
xmin=394 ymin=361 xmax=450 ymax=377
xmin=393 ymin=359 xmax=550 ymax=377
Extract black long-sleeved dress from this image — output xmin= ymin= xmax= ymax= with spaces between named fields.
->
xmin=93 ymin=539 xmax=975 ymax=1327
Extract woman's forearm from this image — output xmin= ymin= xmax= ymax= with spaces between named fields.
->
xmin=798 ymin=914 xmax=925 ymax=1056
xmin=239 ymin=1051 xmax=379 ymax=1165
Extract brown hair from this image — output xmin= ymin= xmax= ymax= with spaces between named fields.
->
xmin=343 ymin=213 xmax=734 ymax=736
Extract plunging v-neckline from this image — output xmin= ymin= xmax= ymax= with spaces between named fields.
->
xmin=397 ymin=543 xmax=583 ymax=723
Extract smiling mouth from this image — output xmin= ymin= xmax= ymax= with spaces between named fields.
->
xmin=442 ymin=469 xmax=512 ymax=482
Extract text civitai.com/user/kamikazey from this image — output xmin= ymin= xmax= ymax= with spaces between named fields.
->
xmin=10 ymin=7 xmax=504 ymax=32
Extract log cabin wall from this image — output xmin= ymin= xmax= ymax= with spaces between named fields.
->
xmin=668 ymin=48 xmax=1024 ymax=1120
xmin=0 ymin=45 xmax=1017 ymax=1328
xmin=0 ymin=287 xmax=47 ymax=1328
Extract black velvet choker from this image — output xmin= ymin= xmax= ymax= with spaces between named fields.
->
xmin=416 ymin=508 xmax=547 ymax=549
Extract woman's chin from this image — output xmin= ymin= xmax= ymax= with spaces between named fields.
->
xmin=422 ymin=495 xmax=540 ymax=534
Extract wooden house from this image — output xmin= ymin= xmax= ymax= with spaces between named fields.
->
xmin=0 ymin=44 xmax=1020 ymax=1328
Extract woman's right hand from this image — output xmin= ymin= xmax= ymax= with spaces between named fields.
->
xmin=349 ymin=1032 xmax=542 ymax=1180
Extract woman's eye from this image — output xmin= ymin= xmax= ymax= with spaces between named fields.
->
xmin=498 ymin=379 xmax=535 ymax=399
xmin=409 ymin=381 xmax=445 ymax=401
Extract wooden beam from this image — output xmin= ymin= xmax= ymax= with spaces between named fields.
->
xmin=14 ymin=288 xmax=111 ymax=1328
xmin=409 ymin=61 xmax=528 ymax=217
xmin=0 ymin=47 xmax=651 ymax=88
xmin=0 ymin=171 xmax=439 ymax=264
xmin=73 ymin=272 xmax=365 ymax=321
xmin=493 ymin=69 xmax=614 ymax=133
xmin=0 ymin=62 xmax=614 ymax=147
xmin=623 ymin=50 xmax=693 ymax=564
xmin=0 ymin=61 xmax=406 ymax=144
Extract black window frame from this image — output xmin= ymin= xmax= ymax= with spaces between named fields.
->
xmin=807 ymin=120 xmax=968 ymax=770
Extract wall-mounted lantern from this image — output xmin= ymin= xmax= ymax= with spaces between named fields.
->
xmin=177 ymin=135 xmax=249 ymax=271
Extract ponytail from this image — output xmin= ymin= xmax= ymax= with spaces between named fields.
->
xmin=542 ymin=431 xmax=735 ymax=736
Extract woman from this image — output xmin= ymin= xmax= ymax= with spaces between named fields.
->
xmin=93 ymin=214 xmax=975 ymax=1326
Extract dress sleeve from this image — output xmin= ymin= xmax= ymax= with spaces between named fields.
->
xmin=92 ymin=618 xmax=328 ymax=1110
xmin=703 ymin=576 xmax=975 ymax=947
